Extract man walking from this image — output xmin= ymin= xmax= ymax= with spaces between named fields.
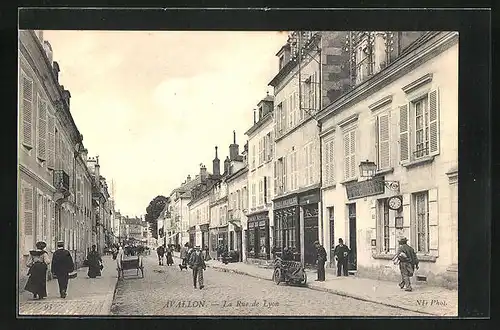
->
xmin=189 ymin=246 xmax=206 ymax=289
xmin=314 ymin=241 xmax=327 ymax=281
xmin=396 ymin=237 xmax=419 ymax=291
xmin=179 ymin=243 xmax=189 ymax=270
xmin=156 ymin=244 xmax=165 ymax=266
xmin=51 ymin=241 xmax=74 ymax=298
xmin=333 ymin=238 xmax=350 ymax=276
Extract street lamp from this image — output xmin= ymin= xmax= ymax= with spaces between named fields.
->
xmin=359 ymin=159 xmax=400 ymax=191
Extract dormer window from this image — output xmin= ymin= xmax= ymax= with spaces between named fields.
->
xmin=279 ymin=55 xmax=285 ymax=70
xmin=259 ymin=106 xmax=263 ymax=120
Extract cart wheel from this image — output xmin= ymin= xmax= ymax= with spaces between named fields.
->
xmin=273 ymin=268 xmax=282 ymax=285
xmin=300 ymin=272 xmax=307 ymax=286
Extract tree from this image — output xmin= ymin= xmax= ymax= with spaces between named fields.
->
xmin=144 ymin=195 xmax=169 ymax=239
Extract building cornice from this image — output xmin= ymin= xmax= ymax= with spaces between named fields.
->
xmin=19 ymin=163 xmax=56 ymax=192
xmin=245 ymin=112 xmax=273 ymax=137
xmin=318 ymin=31 xmax=458 ymax=122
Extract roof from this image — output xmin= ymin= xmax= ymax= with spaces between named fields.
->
xmin=245 ymin=112 xmax=273 ymax=136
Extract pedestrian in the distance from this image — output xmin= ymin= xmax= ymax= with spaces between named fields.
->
xmin=166 ymin=245 xmax=174 ymax=266
xmin=396 ymin=237 xmax=419 ymax=292
xmin=51 ymin=240 xmax=74 ymax=298
xmin=204 ymin=245 xmax=210 ymax=261
xmin=333 ymin=238 xmax=350 ymax=276
xmin=314 ymin=241 xmax=327 ymax=282
xmin=189 ymin=246 xmax=206 ymax=289
xmin=87 ymin=245 xmax=103 ymax=278
xmin=179 ymin=243 xmax=189 ymax=270
xmin=157 ymin=244 xmax=165 ymax=266
xmin=25 ymin=241 xmax=51 ymax=300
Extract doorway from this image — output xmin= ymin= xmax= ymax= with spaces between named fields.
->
xmin=328 ymin=207 xmax=335 ymax=267
xmin=229 ymin=231 xmax=234 ymax=251
xmin=303 ymin=205 xmax=319 ymax=267
xmin=348 ymin=203 xmax=357 ymax=271
xmin=236 ymin=230 xmax=242 ymax=261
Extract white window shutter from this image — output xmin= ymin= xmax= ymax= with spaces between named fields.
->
xmin=282 ymin=101 xmax=287 ymax=132
xmin=344 ymin=132 xmax=350 ymax=180
xmin=283 ymin=156 xmax=287 ymax=192
xmin=330 ymin=138 xmax=335 ymax=184
xmin=37 ymin=97 xmax=47 ymax=161
xmin=350 ymin=130 xmax=356 ymax=179
xmin=429 ymin=89 xmax=440 ymax=156
xmin=23 ymin=184 xmax=34 ymax=252
xmin=47 ymin=113 xmax=55 ymax=169
xmin=399 ymin=104 xmax=410 ymax=163
xmin=21 ymin=76 xmax=34 ymax=148
xmin=274 ymin=161 xmax=278 ymax=195
xmin=323 ymin=140 xmax=330 ymax=186
xmin=378 ymin=113 xmax=390 ymax=169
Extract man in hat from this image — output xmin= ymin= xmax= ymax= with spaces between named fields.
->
xmin=51 ymin=241 xmax=74 ymax=298
xmin=189 ymin=245 xmax=206 ymax=289
xmin=396 ymin=237 xmax=419 ymax=291
xmin=333 ymin=238 xmax=351 ymax=276
xmin=313 ymin=241 xmax=327 ymax=281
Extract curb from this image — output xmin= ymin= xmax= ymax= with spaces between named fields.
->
xmin=207 ymin=264 xmax=437 ymax=316
xmin=100 ymin=257 xmax=120 ymax=315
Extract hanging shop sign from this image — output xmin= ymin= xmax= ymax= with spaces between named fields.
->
xmin=345 ymin=179 xmax=385 ymax=200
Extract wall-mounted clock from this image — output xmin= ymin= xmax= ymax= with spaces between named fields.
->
xmin=388 ymin=196 xmax=402 ymax=210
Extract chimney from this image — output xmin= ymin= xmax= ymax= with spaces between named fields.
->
xmin=200 ymin=164 xmax=207 ymax=181
xmin=186 ymin=175 xmax=191 ymax=182
xmin=212 ymin=146 xmax=220 ymax=178
xmin=94 ymin=156 xmax=100 ymax=183
xmin=229 ymin=130 xmax=239 ymax=161
xmin=224 ymin=156 xmax=230 ymax=174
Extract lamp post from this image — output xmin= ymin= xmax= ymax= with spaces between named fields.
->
xmin=358 ymin=160 xmax=400 ymax=192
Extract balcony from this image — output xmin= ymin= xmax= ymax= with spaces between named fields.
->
xmin=53 ymin=169 xmax=70 ymax=199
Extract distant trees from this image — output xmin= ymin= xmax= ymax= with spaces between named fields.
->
xmin=144 ymin=195 xmax=169 ymax=239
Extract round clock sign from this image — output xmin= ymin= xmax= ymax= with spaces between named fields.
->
xmin=388 ymin=196 xmax=402 ymax=210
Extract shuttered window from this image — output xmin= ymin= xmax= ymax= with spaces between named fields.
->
xmin=311 ymin=71 xmax=317 ymax=111
xmin=22 ymin=183 xmax=34 ymax=246
xmin=47 ymin=112 xmax=55 ymax=169
xmin=376 ymin=112 xmax=391 ymax=169
xmin=259 ymin=179 xmax=264 ymax=205
xmin=282 ymin=100 xmax=287 ymax=132
xmin=343 ymin=129 xmax=357 ymax=180
xmin=37 ymin=95 xmax=47 ymax=161
xmin=251 ymin=183 xmax=256 ymax=208
xmin=399 ymin=88 xmax=440 ymax=163
xmin=282 ymin=156 xmax=287 ymax=193
xmin=21 ymin=74 xmax=34 ymax=148
xmin=288 ymin=94 xmax=294 ymax=128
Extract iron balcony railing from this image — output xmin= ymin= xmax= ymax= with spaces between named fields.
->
xmin=53 ymin=169 xmax=70 ymax=192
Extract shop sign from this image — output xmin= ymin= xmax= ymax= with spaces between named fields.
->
xmin=299 ymin=192 xmax=320 ymax=205
xmin=345 ymin=179 xmax=385 ymax=200
xmin=274 ymin=196 xmax=298 ymax=210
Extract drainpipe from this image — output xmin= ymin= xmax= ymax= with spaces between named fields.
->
xmin=318 ymin=36 xmax=324 ymax=247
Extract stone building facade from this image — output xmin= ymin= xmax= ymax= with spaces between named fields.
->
xmin=317 ymin=31 xmax=458 ymax=288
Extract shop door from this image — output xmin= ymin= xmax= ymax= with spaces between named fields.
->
xmin=237 ymin=231 xmax=242 ymax=261
xmin=328 ymin=207 xmax=335 ymax=267
xmin=254 ymin=227 xmax=260 ymax=257
xmin=304 ymin=206 xmax=319 ymax=267
xmin=348 ymin=203 xmax=357 ymax=271
xmin=229 ymin=231 xmax=234 ymax=251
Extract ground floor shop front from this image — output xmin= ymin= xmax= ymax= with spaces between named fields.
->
xmin=273 ymin=188 xmax=320 ymax=267
xmin=246 ymin=211 xmax=271 ymax=260
xmin=321 ymin=171 xmax=458 ymax=288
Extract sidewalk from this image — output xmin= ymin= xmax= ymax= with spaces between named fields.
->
xmin=19 ymin=255 xmax=118 ymax=316
xmin=203 ymin=259 xmax=458 ymax=316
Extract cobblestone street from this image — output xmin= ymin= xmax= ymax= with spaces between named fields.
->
xmin=110 ymin=254 xmax=425 ymax=316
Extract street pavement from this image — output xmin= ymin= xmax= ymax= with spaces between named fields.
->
xmin=18 ymin=255 xmax=118 ymax=316
xmin=202 ymin=257 xmax=458 ymax=317
xmin=110 ymin=254 xmax=425 ymax=316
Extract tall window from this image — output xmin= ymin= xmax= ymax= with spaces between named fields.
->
xmin=275 ymin=102 xmax=283 ymax=135
xmin=343 ymin=129 xmax=357 ymax=180
xmin=414 ymin=97 xmax=429 ymax=158
xmin=265 ymin=177 xmax=271 ymax=203
xmin=258 ymin=179 xmax=264 ymax=206
xmin=377 ymin=198 xmax=390 ymax=253
xmin=266 ymin=132 xmax=273 ymax=161
xmin=376 ymin=112 xmax=391 ymax=169
xmin=414 ymin=191 xmax=429 ymax=253
xmin=399 ymin=89 xmax=440 ymax=163
xmin=251 ymin=144 xmax=256 ymax=169
xmin=21 ymin=73 xmax=34 ymax=149
xmin=36 ymin=95 xmax=48 ymax=161
xmin=290 ymin=151 xmax=298 ymax=190
xmin=251 ymin=183 xmax=256 ymax=208
xmin=304 ymin=143 xmax=315 ymax=186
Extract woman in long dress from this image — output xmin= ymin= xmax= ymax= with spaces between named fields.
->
xmin=87 ymin=245 xmax=103 ymax=278
xmin=166 ymin=245 xmax=174 ymax=266
xmin=24 ymin=241 xmax=50 ymax=300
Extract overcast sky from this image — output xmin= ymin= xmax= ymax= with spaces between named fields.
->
xmin=43 ymin=30 xmax=288 ymax=218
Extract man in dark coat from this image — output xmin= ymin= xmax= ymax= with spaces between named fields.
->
xmin=314 ymin=241 xmax=327 ymax=281
xmin=157 ymin=245 xmax=165 ymax=265
xmin=397 ymin=237 xmax=419 ymax=291
xmin=51 ymin=240 xmax=74 ymax=298
xmin=189 ymin=246 xmax=207 ymax=289
xmin=333 ymin=238 xmax=350 ymax=276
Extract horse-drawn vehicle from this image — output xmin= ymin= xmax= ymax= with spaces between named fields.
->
xmin=272 ymin=257 xmax=307 ymax=286
xmin=118 ymin=255 xmax=144 ymax=279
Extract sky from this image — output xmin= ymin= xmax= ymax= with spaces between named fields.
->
xmin=43 ymin=30 xmax=288 ymax=218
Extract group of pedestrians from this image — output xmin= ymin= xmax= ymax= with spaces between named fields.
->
xmin=24 ymin=240 xmax=74 ymax=300
xmin=162 ymin=242 xmax=207 ymax=289
xmin=156 ymin=244 xmax=174 ymax=266
xmin=313 ymin=237 xmax=420 ymax=291
xmin=24 ymin=241 xmax=107 ymax=301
